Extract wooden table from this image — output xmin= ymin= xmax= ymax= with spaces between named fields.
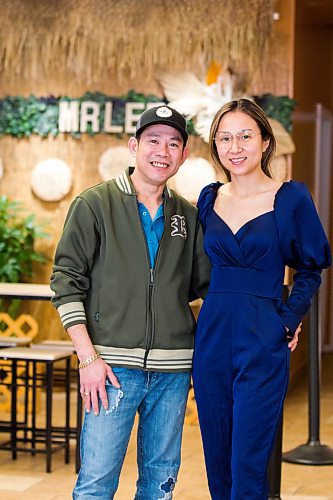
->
xmin=0 ymin=283 xmax=53 ymax=301
xmin=0 ymin=336 xmax=32 ymax=347
xmin=0 ymin=283 xmax=82 ymax=472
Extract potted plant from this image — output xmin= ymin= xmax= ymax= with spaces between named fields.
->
xmin=0 ymin=195 xmax=49 ymax=318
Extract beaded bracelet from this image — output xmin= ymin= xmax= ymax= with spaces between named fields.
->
xmin=78 ymin=352 xmax=100 ymax=369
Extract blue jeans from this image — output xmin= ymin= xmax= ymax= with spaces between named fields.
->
xmin=73 ymin=368 xmax=190 ymax=499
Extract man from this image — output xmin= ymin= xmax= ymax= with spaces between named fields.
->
xmin=50 ymin=105 xmax=210 ymax=499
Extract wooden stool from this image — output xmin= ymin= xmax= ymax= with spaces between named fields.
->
xmin=0 ymin=346 xmax=72 ymax=472
xmin=32 ymin=340 xmax=82 ymax=472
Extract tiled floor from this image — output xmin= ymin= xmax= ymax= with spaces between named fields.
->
xmin=0 ymin=355 xmax=332 ymax=499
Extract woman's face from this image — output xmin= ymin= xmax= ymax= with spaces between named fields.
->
xmin=214 ymin=110 xmax=269 ymax=179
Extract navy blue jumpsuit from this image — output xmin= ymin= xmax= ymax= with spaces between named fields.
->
xmin=193 ymin=181 xmax=331 ymax=500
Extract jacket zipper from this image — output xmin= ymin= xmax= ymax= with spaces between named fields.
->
xmin=135 ymin=200 xmax=163 ymax=369
xmin=138 ymin=200 xmax=166 ymax=370
xmin=144 ymin=206 xmax=165 ymax=368
xmin=143 ymin=267 xmax=155 ymax=369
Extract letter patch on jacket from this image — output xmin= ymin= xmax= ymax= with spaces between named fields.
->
xmin=170 ymin=215 xmax=187 ymax=239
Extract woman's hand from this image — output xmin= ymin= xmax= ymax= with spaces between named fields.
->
xmin=287 ymin=322 xmax=302 ymax=352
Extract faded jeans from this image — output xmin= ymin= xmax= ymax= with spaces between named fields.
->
xmin=73 ymin=368 xmax=191 ymax=499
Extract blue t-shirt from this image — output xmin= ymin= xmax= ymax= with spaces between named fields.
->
xmin=137 ymin=202 xmax=164 ymax=267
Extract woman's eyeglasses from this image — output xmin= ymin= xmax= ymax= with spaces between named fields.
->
xmin=214 ymin=131 xmax=261 ymax=149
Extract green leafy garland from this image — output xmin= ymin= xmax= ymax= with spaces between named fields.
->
xmin=0 ymin=91 xmax=296 ymax=139
xmin=252 ymin=94 xmax=297 ymax=133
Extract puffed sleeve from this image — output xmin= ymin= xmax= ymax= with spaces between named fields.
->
xmin=197 ymin=182 xmax=221 ymax=232
xmin=275 ymin=181 xmax=332 ymax=334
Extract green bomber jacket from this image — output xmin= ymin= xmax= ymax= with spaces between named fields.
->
xmin=50 ymin=168 xmax=210 ymax=372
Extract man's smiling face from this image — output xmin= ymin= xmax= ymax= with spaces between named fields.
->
xmin=129 ymin=124 xmax=189 ymax=187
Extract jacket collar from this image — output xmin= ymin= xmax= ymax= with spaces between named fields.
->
xmin=115 ymin=167 xmax=172 ymax=198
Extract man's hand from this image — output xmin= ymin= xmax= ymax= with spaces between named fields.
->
xmin=288 ymin=322 xmax=302 ymax=352
xmin=66 ymin=323 xmax=121 ymax=416
xmin=80 ymin=358 xmax=121 ymax=415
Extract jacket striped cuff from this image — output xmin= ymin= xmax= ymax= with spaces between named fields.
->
xmin=57 ymin=302 xmax=87 ymax=329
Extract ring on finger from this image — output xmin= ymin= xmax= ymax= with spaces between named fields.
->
xmin=83 ymin=392 xmax=90 ymax=396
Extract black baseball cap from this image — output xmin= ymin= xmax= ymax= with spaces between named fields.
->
xmin=135 ymin=105 xmax=188 ymax=145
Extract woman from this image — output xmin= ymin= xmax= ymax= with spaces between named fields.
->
xmin=193 ymin=99 xmax=331 ymax=499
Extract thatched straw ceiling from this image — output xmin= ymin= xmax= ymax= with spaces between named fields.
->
xmin=0 ymin=0 xmax=275 ymax=85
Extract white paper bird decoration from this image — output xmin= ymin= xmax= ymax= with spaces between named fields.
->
xmin=158 ymin=70 xmax=238 ymax=142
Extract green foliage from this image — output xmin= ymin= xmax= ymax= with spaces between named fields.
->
xmin=0 ymin=95 xmax=59 ymax=138
xmin=253 ymin=94 xmax=297 ymax=133
xmin=0 ymin=91 xmax=296 ymax=139
xmin=0 ymin=196 xmax=50 ymax=316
